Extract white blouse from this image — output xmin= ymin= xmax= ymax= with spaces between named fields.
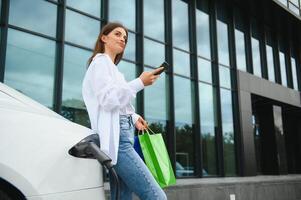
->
xmin=82 ymin=53 xmax=144 ymax=164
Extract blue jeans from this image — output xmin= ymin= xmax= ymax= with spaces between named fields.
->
xmin=109 ymin=115 xmax=167 ymax=200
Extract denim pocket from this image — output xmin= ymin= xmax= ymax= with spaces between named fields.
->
xmin=120 ymin=120 xmax=131 ymax=130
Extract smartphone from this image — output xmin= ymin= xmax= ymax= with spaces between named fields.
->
xmin=154 ymin=61 xmax=169 ymax=75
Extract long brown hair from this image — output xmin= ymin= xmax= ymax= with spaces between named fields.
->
xmin=88 ymin=22 xmax=128 ymax=66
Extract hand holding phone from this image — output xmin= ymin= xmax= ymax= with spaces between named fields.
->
xmin=153 ymin=62 xmax=169 ymax=75
xmin=139 ymin=62 xmax=169 ymax=86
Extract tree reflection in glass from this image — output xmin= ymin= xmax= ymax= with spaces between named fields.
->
xmin=144 ymin=66 xmax=167 ymax=141
xmin=174 ymin=76 xmax=195 ymax=177
xmin=61 ymin=45 xmax=91 ymax=127
xmin=220 ymin=88 xmax=236 ymax=176
xmin=199 ymin=83 xmax=217 ymax=176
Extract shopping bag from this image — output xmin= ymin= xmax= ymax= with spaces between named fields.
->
xmin=138 ymin=128 xmax=176 ymax=188
xmin=133 ymin=135 xmax=145 ymax=161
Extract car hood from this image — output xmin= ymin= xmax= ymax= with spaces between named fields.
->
xmin=0 ymin=82 xmax=65 ymax=119
xmin=0 ymin=83 xmax=103 ymax=196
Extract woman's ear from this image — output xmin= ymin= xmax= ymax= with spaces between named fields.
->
xmin=101 ymin=35 xmax=107 ymax=43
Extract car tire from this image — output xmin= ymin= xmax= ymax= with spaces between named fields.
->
xmin=0 ymin=189 xmax=13 ymax=200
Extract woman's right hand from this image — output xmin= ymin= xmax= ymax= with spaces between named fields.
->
xmin=135 ymin=117 xmax=148 ymax=131
xmin=139 ymin=67 xmax=163 ymax=86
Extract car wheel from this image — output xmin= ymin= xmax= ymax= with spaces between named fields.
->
xmin=0 ymin=190 xmax=13 ymax=200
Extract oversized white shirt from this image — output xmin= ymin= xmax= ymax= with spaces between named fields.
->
xmin=82 ymin=53 xmax=144 ymax=164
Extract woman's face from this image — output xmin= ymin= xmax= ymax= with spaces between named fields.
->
xmin=101 ymin=27 xmax=127 ymax=55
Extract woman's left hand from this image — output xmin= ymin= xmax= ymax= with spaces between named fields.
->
xmin=135 ymin=117 xmax=148 ymax=131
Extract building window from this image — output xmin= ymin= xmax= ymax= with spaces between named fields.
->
xmin=276 ymin=0 xmax=301 ymax=17
xmin=172 ymin=0 xmax=190 ymax=51
xmin=196 ymin=7 xmax=211 ymax=59
xmin=251 ymin=21 xmax=262 ymax=77
xmin=144 ymin=0 xmax=164 ymax=41
xmin=143 ymin=37 xmax=167 ymax=142
xmin=216 ymin=1 xmax=236 ymax=176
xmin=234 ymin=8 xmax=247 ymax=72
xmin=173 ymin=49 xmax=191 ymax=77
xmin=123 ymin=32 xmax=136 ymax=61
xmin=108 ymin=0 xmax=136 ymax=62
xmin=119 ymin=60 xmax=137 ymax=108
xmin=199 ymin=82 xmax=218 ymax=176
xmin=198 ymin=58 xmax=212 ymax=84
xmin=65 ymin=9 xmax=100 ymax=48
xmin=144 ymin=38 xmax=165 ymax=68
xmin=289 ymin=0 xmax=299 ymax=5
xmin=4 ymin=29 xmax=55 ymax=108
xmin=196 ymin=0 xmax=218 ymax=177
xmin=66 ymin=0 xmax=101 ymax=18
xmin=216 ymin=20 xmax=230 ymax=67
xmin=174 ymin=76 xmax=195 ymax=177
xmin=219 ymin=65 xmax=231 ymax=89
xmin=235 ymin=30 xmax=247 ymax=72
xmin=173 ymin=1 xmax=194 ymax=176
xmin=9 ymin=0 xmax=57 ymax=37
xmin=278 ymin=0 xmax=288 ymax=5
xmin=266 ymin=45 xmax=276 ymax=82
xmin=265 ymin=28 xmax=276 ymax=82
xmin=144 ymin=68 xmax=167 ymax=135
xmin=109 ymin=0 xmax=136 ymax=31
xmin=220 ymin=88 xmax=236 ymax=176
xmin=251 ymin=38 xmax=262 ymax=77
xmin=118 ymin=60 xmax=137 ymax=82
xmin=279 ymin=51 xmax=287 ymax=86
xmin=291 ymin=57 xmax=298 ymax=90
xmin=61 ymin=45 xmax=91 ymax=127
xmin=288 ymin=0 xmax=300 ymax=16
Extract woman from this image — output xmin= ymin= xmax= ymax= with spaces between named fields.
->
xmin=82 ymin=22 xmax=167 ymax=200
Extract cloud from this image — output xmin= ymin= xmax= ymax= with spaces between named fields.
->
xmin=109 ymin=0 xmax=136 ymax=31
xmin=172 ymin=0 xmax=190 ymax=50
xmin=66 ymin=0 xmax=101 ymax=17
xmin=65 ymin=10 xmax=100 ymax=49
xmin=10 ymin=0 xmax=57 ymax=37
xmin=144 ymin=0 xmax=165 ymax=41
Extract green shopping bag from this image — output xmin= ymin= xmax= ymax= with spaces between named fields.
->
xmin=138 ymin=128 xmax=176 ymax=188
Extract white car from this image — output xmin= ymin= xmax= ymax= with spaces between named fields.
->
xmin=0 ymin=83 xmax=106 ymax=200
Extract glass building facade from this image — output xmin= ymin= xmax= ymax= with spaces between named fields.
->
xmin=1 ymin=0 xmax=301 ymax=178
xmin=276 ymin=0 xmax=301 ymax=17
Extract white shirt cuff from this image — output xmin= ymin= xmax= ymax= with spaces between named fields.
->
xmin=128 ymin=78 xmax=144 ymax=93
xmin=132 ymin=113 xmax=141 ymax=125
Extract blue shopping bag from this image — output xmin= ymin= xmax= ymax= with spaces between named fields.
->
xmin=133 ymin=135 xmax=145 ymax=161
